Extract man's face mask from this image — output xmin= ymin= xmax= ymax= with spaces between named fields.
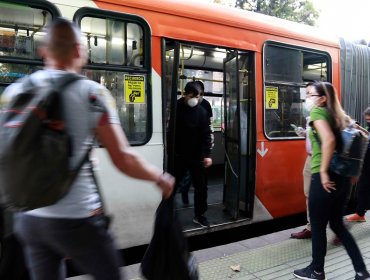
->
xmin=187 ymin=97 xmax=199 ymax=107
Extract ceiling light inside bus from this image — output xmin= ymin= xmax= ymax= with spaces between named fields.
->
xmin=112 ymin=37 xmax=124 ymax=45
xmin=182 ymin=48 xmax=204 ymax=57
xmin=213 ymin=51 xmax=226 ymax=59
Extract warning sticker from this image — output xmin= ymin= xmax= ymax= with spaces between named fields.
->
xmin=265 ymin=86 xmax=278 ymax=109
xmin=124 ymin=75 xmax=145 ymax=104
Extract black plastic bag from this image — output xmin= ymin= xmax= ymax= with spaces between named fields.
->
xmin=140 ymin=199 xmax=199 ymax=280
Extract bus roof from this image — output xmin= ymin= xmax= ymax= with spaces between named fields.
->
xmin=97 ymin=0 xmax=339 ymax=48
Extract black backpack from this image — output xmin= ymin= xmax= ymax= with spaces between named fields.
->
xmin=314 ymin=124 xmax=369 ymax=177
xmin=329 ymin=126 xmax=369 ymax=177
xmin=0 ymin=73 xmax=88 ymax=211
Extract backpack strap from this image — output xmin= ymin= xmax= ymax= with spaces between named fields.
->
xmin=52 ymin=73 xmax=90 ymax=185
xmin=310 ymin=111 xmax=342 ymax=153
xmin=312 ymin=126 xmax=341 ymax=153
xmin=52 ymin=74 xmax=109 ymax=220
xmin=53 ymin=73 xmax=86 ymax=92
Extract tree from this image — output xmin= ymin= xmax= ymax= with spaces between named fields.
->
xmin=212 ymin=0 xmax=235 ymax=7
xmin=234 ymin=0 xmax=319 ymax=26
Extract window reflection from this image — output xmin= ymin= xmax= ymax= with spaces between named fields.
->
xmin=0 ymin=3 xmax=51 ymax=59
xmin=80 ymin=17 xmax=144 ymax=67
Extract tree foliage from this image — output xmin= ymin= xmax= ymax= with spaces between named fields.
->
xmin=234 ymin=0 xmax=319 ymax=26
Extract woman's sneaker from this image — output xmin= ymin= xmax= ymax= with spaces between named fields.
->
xmin=355 ymin=270 xmax=370 ymax=279
xmin=293 ymin=266 xmax=326 ymax=280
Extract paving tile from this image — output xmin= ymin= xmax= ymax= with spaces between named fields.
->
xmin=212 ymin=242 xmax=250 ymax=256
xmin=238 ymin=237 xmax=270 ymax=249
xmin=260 ymin=231 xmax=291 ymax=244
xmin=193 ymin=247 xmax=226 ymax=262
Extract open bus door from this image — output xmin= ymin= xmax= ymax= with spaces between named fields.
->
xmin=223 ymin=51 xmax=255 ymax=220
xmin=163 ymin=40 xmax=180 ymax=176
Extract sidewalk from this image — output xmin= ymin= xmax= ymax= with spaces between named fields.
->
xmin=68 ymin=214 xmax=370 ymax=280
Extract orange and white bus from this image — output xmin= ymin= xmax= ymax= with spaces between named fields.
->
xmin=0 ymin=0 xmax=369 ymax=274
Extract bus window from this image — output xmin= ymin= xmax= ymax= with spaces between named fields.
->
xmin=0 ymin=63 xmax=42 ymax=84
xmin=263 ymin=43 xmax=330 ymax=139
xmin=82 ymin=69 xmax=148 ymax=142
xmin=0 ymin=63 xmax=43 ymax=110
xmin=0 ymin=1 xmax=58 ymax=110
xmin=80 ymin=17 xmax=144 ymax=67
xmin=75 ymin=8 xmax=151 ymax=145
xmin=0 ymin=2 xmax=52 ymax=60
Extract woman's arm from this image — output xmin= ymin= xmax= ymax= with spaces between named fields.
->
xmin=313 ymin=119 xmax=336 ymax=192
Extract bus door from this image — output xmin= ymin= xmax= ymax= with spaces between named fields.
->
xmin=223 ymin=50 xmax=255 ymax=220
xmin=0 ymin=83 xmax=9 ymax=109
xmin=163 ymin=40 xmax=180 ymax=174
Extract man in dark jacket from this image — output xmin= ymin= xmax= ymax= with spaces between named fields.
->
xmin=175 ymin=81 xmax=213 ymax=227
xmin=346 ymin=107 xmax=370 ymax=222
xmin=179 ymin=81 xmax=214 ymax=206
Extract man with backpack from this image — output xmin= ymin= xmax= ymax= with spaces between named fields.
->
xmin=1 ymin=18 xmax=174 ymax=280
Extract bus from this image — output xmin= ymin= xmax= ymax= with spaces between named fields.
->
xmin=0 ymin=0 xmax=369 ymax=276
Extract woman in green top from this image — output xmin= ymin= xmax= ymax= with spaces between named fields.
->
xmin=293 ymin=82 xmax=370 ymax=280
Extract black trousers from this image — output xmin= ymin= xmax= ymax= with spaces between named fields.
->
xmin=309 ymin=172 xmax=366 ymax=273
xmin=174 ymin=156 xmax=208 ymax=217
xmin=355 ymin=165 xmax=370 ymax=216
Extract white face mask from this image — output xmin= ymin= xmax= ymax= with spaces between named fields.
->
xmin=305 ymin=97 xmax=318 ymax=112
xmin=187 ymin=97 xmax=198 ymax=107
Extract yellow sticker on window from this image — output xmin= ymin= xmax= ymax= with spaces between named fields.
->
xmin=124 ymin=75 xmax=145 ymax=104
xmin=265 ymin=86 xmax=278 ymax=109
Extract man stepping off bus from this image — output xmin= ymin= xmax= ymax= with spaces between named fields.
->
xmin=174 ymin=81 xmax=213 ymax=228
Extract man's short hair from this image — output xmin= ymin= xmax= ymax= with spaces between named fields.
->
xmin=43 ymin=17 xmax=81 ymax=60
xmin=184 ymin=81 xmax=201 ymax=96
xmin=364 ymin=107 xmax=370 ymax=116
xmin=195 ymin=80 xmax=205 ymax=93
